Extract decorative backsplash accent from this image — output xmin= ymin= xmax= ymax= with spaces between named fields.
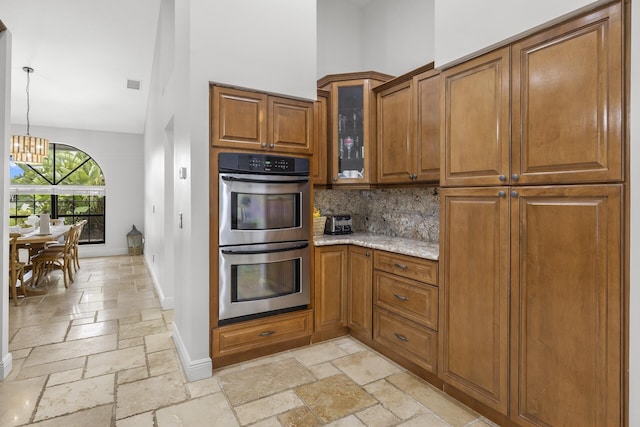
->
xmin=314 ymin=187 xmax=440 ymax=242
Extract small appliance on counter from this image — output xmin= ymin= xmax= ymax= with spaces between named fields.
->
xmin=324 ymin=214 xmax=353 ymax=235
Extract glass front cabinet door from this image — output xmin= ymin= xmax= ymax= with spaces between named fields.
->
xmin=319 ymin=73 xmax=393 ymax=186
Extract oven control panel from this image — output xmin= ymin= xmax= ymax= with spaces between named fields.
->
xmin=219 ymin=152 xmax=309 ymax=175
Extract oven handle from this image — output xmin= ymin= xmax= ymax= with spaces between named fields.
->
xmin=221 ymin=176 xmax=309 ymax=185
xmin=221 ymin=242 xmax=309 ymax=255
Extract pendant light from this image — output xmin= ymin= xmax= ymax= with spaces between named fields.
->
xmin=10 ymin=66 xmax=49 ymax=164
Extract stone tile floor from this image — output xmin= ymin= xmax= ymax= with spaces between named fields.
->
xmin=3 ymin=255 xmax=498 ymax=426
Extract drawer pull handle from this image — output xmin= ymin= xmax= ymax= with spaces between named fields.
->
xmin=258 ymin=330 xmax=276 ymax=337
xmin=394 ymin=293 xmax=409 ymax=301
xmin=394 ymin=333 xmax=409 ymax=342
xmin=394 ymin=263 xmax=408 ymax=270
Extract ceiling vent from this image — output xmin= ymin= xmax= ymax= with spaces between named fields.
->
xmin=127 ymin=79 xmax=141 ymax=90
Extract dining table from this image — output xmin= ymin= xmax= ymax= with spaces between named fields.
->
xmin=16 ymin=225 xmax=71 ymax=295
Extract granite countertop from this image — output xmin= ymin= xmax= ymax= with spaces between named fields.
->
xmin=313 ymin=232 xmax=439 ymax=261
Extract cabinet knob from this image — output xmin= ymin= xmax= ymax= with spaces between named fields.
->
xmin=511 ymin=191 xmax=518 ymax=198
xmin=511 ymin=174 xmax=519 ymax=181
xmin=365 ymin=251 xmax=371 ymax=257
xmin=499 ymin=175 xmax=507 ymax=182
xmin=498 ymin=191 xmax=506 ymax=198
xmin=333 ymin=175 xmax=339 ymax=182
xmin=269 ymin=143 xmax=275 ymax=149
xmin=261 ymin=142 xmax=267 ymax=149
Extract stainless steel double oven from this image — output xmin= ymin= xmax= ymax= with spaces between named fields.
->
xmin=218 ymin=152 xmax=310 ymax=325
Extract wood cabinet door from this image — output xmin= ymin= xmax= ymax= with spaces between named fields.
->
xmin=439 ymin=187 xmax=510 ymax=414
xmin=268 ymin=96 xmax=314 ymax=155
xmin=510 ymin=185 xmax=622 ymax=426
xmin=347 ymin=246 xmax=373 ymax=339
xmin=211 ymin=86 xmax=267 ymax=150
xmin=512 ymin=4 xmax=623 ymax=185
xmin=376 ymin=80 xmax=413 ymax=184
xmin=441 ymin=47 xmax=511 ymax=187
xmin=414 ymin=69 xmax=440 ymax=182
xmin=311 ymin=90 xmax=329 ymax=185
xmin=314 ymin=246 xmax=348 ymax=333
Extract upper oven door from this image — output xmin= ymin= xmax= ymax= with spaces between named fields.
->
xmin=219 ymin=173 xmax=310 ymax=246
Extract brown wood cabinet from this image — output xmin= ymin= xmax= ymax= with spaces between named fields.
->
xmin=439 ymin=187 xmax=510 ymax=414
xmin=441 ymin=47 xmax=511 ymax=187
xmin=313 ymin=245 xmax=348 ymax=340
xmin=441 ymin=3 xmax=622 ymax=187
xmin=212 ymin=309 xmax=313 ymax=367
xmin=311 ymin=90 xmax=329 ymax=185
xmin=373 ymin=251 xmax=439 ymax=374
xmin=376 ymin=66 xmax=440 ymax=184
xmin=511 ymin=4 xmax=623 ymax=185
xmin=438 ymin=4 xmax=625 ymax=425
xmin=211 ymin=85 xmax=313 ymax=155
xmin=318 ymin=72 xmax=393 ymax=186
xmin=347 ymin=246 xmax=373 ymax=342
xmin=376 ymin=79 xmax=413 ymax=183
xmin=439 ymin=184 xmax=623 ymax=424
xmin=414 ymin=69 xmax=441 ymax=182
xmin=510 ymin=185 xmax=622 ymax=426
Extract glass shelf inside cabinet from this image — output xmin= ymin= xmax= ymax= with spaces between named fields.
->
xmin=337 ymin=85 xmax=364 ymax=179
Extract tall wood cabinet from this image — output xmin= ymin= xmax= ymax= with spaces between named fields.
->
xmin=439 ymin=3 xmax=625 ymax=426
xmin=375 ymin=65 xmax=440 ymax=184
xmin=510 ymin=185 xmax=622 ymax=426
xmin=211 ymin=85 xmax=314 ymax=155
xmin=439 ymin=187 xmax=510 ymax=414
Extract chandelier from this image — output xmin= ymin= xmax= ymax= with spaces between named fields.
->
xmin=10 ymin=66 xmax=49 ymax=164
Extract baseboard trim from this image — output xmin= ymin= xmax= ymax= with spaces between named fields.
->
xmin=1 ymin=352 xmax=13 ymax=381
xmin=146 ymin=261 xmax=174 ymax=310
xmin=172 ymin=322 xmax=212 ymax=382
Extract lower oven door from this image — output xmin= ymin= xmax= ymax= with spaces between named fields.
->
xmin=219 ymin=241 xmax=310 ymax=323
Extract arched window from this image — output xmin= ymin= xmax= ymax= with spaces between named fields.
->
xmin=9 ymin=143 xmax=106 ymax=244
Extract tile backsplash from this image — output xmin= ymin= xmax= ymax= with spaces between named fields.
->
xmin=314 ymin=187 xmax=439 ymax=242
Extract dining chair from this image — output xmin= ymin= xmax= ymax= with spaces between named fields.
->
xmin=9 ymin=233 xmax=32 ymax=305
xmin=72 ymin=219 xmax=87 ymax=272
xmin=31 ymin=223 xmax=80 ymax=288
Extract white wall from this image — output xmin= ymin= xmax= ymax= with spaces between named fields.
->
xmin=317 ymin=0 xmax=435 ymax=78
xmin=361 ymin=0 xmax=434 ymax=75
xmin=434 ymin=0 xmax=604 ymax=67
xmin=0 ymin=28 xmax=13 ymax=381
xmin=10 ymin=125 xmax=145 ymax=258
xmin=144 ymin=0 xmax=317 ymax=381
xmin=317 ymin=0 xmax=363 ymax=78
xmin=144 ymin=0 xmax=175 ymax=311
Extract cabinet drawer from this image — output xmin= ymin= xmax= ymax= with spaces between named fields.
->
xmin=374 ymin=271 xmax=438 ymax=330
xmin=213 ymin=310 xmax=312 ymax=356
xmin=374 ymin=307 xmax=437 ymax=374
xmin=374 ymin=251 xmax=438 ymax=285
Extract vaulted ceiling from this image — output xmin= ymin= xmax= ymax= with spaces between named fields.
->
xmin=2 ymin=0 xmax=371 ymax=136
